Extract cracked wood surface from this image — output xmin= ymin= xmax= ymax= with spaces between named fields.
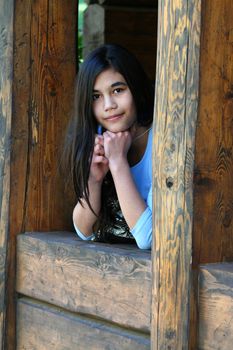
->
xmin=16 ymin=232 xmax=152 ymax=332
xmin=151 ymin=1 xmax=201 ymax=349
xmin=0 ymin=0 xmax=13 ymax=348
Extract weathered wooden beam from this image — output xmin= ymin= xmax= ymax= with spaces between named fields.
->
xmin=11 ymin=0 xmax=77 ymax=233
xmin=190 ymin=2 xmax=233 ymax=347
xmin=6 ymin=1 xmax=78 ymax=348
xmin=0 ymin=0 xmax=14 ymax=348
xmin=151 ymin=1 xmax=201 ymax=349
xmin=198 ymin=263 xmax=233 ymax=350
xmin=17 ymin=297 xmax=150 ymax=350
xmin=193 ymin=0 xmax=233 ymax=265
xmin=16 ymin=232 xmax=151 ymax=332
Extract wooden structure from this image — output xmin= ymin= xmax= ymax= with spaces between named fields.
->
xmin=0 ymin=0 xmax=233 ymax=349
xmin=198 ymin=263 xmax=233 ymax=349
xmin=16 ymin=233 xmax=151 ymax=349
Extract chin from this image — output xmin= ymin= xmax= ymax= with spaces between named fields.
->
xmin=109 ymin=127 xmax=128 ymax=133
xmin=106 ymin=122 xmax=132 ymax=133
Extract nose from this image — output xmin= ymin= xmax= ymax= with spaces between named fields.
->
xmin=104 ymin=95 xmax=117 ymax=111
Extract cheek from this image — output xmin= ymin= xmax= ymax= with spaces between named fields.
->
xmin=92 ymin=103 xmax=100 ymax=120
xmin=126 ymin=94 xmax=136 ymax=115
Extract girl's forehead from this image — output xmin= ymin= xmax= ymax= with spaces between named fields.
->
xmin=93 ymin=68 xmax=126 ymax=90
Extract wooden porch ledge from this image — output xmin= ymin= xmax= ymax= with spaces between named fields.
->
xmin=198 ymin=263 xmax=233 ymax=349
xmin=16 ymin=232 xmax=152 ymax=333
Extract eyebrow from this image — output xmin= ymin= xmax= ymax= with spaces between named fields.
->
xmin=93 ymin=81 xmax=127 ymax=92
xmin=111 ymin=81 xmax=127 ymax=88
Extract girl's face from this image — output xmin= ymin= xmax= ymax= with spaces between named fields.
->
xmin=92 ymin=68 xmax=137 ymax=133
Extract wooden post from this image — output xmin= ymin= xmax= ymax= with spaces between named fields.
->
xmin=193 ymin=0 xmax=233 ymax=265
xmin=190 ymin=2 xmax=233 ymax=347
xmin=4 ymin=1 xmax=78 ymax=348
xmin=0 ymin=0 xmax=14 ymax=348
xmin=151 ymin=1 xmax=201 ymax=349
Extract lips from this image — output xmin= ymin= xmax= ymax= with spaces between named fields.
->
xmin=105 ymin=113 xmax=124 ymax=121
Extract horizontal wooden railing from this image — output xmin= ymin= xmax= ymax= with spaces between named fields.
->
xmin=16 ymin=232 xmax=151 ymax=349
xmin=198 ymin=262 xmax=233 ymax=350
xmin=17 ymin=297 xmax=150 ymax=350
xmin=16 ymin=231 xmax=233 ymax=349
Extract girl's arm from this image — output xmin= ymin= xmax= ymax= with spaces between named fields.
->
xmin=110 ymin=160 xmax=147 ymax=228
xmin=104 ymin=131 xmax=152 ymax=249
xmin=103 ymin=131 xmax=147 ymax=229
xmin=131 ymin=186 xmax=152 ymax=249
xmin=73 ymin=179 xmax=102 ymax=238
xmin=73 ymin=135 xmax=109 ymax=238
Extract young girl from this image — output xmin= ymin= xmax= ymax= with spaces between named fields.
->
xmin=67 ymin=44 xmax=154 ymax=249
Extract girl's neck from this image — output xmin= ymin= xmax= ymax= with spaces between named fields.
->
xmin=132 ymin=125 xmax=152 ymax=143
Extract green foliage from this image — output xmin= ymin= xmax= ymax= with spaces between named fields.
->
xmin=78 ymin=31 xmax=84 ymax=64
xmin=78 ymin=0 xmax=87 ymax=64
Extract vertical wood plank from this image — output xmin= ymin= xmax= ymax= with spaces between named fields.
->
xmin=0 ymin=0 xmax=13 ymax=348
xmin=6 ymin=1 xmax=78 ymax=348
xmin=193 ymin=0 xmax=233 ymax=265
xmin=151 ymin=1 xmax=201 ymax=349
xmin=22 ymin=0 xmax=77 ymax=231
xmin=190 ymin=3 xmax=233 ymax=347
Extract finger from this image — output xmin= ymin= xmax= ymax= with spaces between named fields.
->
xmin=94 ymin=144 xmax=105 ymax=155
xmin=104 ymin=130 xmax=116 ymax=136
xmin=93 ymin=155 xmax=109 ymax=164
xmin=95 ymin=135 xmax=104 ymax=145
xmin=103 ymin=131 xmax=115 ymax=140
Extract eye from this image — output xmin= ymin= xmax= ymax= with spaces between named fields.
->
xmin=92 ymin=93 xmax=100 ymax=101
xmin=113 ymin=87 xmax=124 ymax=94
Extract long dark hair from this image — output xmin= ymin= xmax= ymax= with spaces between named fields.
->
xmin=65 ymin=44 xmax=154 ymax=241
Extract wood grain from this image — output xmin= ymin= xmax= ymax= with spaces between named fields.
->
xmin=191 ymin=3 xmax=233 ymax=346
xmin=17 ymin=297 xmax=150 ymax=350
xmin=16 ymin=232 xmax=152 ymax=332
xmin=198 ymin=263 xmax=233 ymax=350
xmin=7 ymin=1 xmax=78 ymax=348
xmin=193 ymin=0 xmax=233 ymax=265
xmin=151 ymin=0 xmax=201 ymax=349
xmin=0 ymin=0 xmax=14 ymax=348
xmin=19 ymin=0 xmax=77 ymax=231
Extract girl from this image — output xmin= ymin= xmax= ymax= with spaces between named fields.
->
xmin=67 ymin=44 xmax=154 ymax=249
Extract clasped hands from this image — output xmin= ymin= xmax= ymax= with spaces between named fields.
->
xmin=89 ymin=130 xmax=132 ymax=183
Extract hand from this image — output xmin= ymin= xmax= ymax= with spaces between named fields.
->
xmin=103 ymin=131 xmax=132 ymax=170
xmin=89 ymin=135 xmax=109 ymax=183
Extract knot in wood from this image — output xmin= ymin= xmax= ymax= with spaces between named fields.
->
xmin=166 ymin=177 xmax=174 ymax=188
